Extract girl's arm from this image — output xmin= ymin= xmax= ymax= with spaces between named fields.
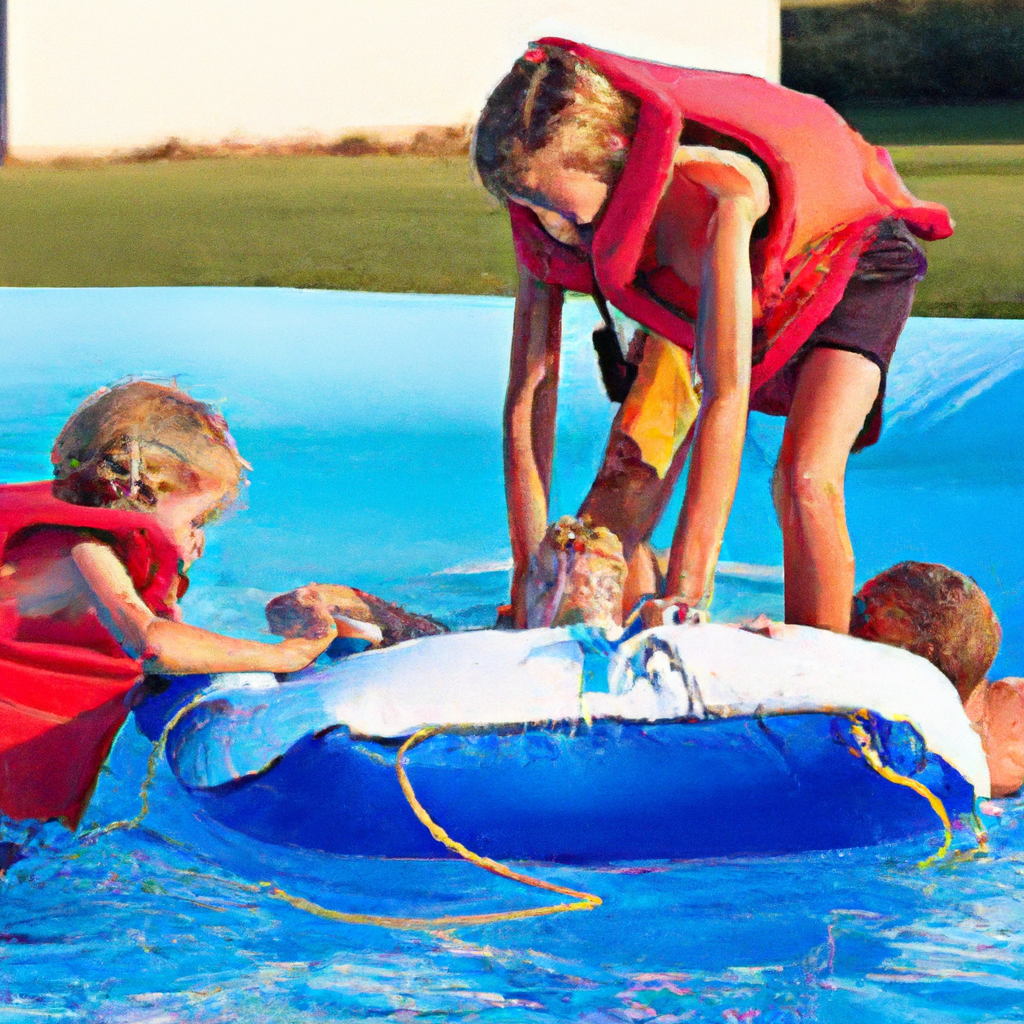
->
xmin=72 ymin=541 xmax=334 ymax=674
xmin=660 ymin=148 xmax=769 ymax=612
xmin=504 ymin=264 xmax=563 ymax=626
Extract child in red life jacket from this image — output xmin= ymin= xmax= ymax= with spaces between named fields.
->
xmin=473 ymin=41 xmax=952 ymax=634
xmin=0 ymin=381 xmax=341 ymax=827
xmin=3 ymin=381 xmax=340 ymax=674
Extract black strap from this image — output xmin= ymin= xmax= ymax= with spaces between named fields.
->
xmin=591 ymin=281 xmax=637 ymax=404
xmin=592 ymin=285 xmax=616 ymax=336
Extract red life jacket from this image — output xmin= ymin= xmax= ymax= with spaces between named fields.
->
xmin=510 ymin=38 xmax=954 ymax=394
xmin=0 ymin=481 xmax=183 ymax=828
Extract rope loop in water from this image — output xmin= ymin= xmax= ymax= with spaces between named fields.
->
xmin=89 ymin=704 xmax=601 ymax=931
xmin=264 ymin=725 xmax=602 ymax=929
xmin=80 ymin=694 xmax=209 ymax=840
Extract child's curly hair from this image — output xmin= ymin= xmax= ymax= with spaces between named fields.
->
xmin=850 ymin=561 xmax=1002 ymax=701
xmin=473 ymin=44 xmax=639 ymax=204
xmin=51 ymin=380 xmax=250 ymax=513
xmin=527 ymin=515 xmax=628 ymax=629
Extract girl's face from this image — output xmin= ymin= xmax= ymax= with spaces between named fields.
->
xmin=525 ymin=538 xmax=626 ymax=630
xmin=152 ymin=480 xmax=229 ymax=570
xmin=510 ymin=141 xmax=609 ymax=247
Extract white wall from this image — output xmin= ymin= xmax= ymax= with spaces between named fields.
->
xmin=8 ymin=0 xmax=780 ymax=157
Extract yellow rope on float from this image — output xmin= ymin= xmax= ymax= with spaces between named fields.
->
xmin=100 ymin=692 xmax=984 ymax=924
xmin=263 ymin=725 xmax=602 ymax=929
xmin=94 ymin=701 xmax=601 ymax=931
xmin=847 ymin=712 xmax=962 ymax=868
xmin=396 ymin=726 xmax=602 ymax=913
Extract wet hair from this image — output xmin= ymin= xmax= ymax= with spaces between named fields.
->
xmin=526 ymin=514 xmax=628 ymax=629
xmin=544 ymin=514 xmax=623 ymax=561
xmin=51 ymin=380 xmax=250 ymax=513
xmin=850 ymin=561 xmax=1001 ymax=701
xmin=473 ymin=43 xmax=639 ymax=204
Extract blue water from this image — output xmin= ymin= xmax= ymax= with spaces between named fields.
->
xmin=2 ymin=288 xmax=1024 ymax=1021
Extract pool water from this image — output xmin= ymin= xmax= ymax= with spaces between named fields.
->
xmin=1 ymin=288 xmax=1023 ymax=1022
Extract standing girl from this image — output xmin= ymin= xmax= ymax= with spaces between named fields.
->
xmin=473 ymin=40 xmax=952 ymax=631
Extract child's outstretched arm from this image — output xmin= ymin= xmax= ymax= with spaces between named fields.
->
xmin=504 ymin=266 xmax=563 ymax=626
xmin=72 ymin=540 xmax=335 ymax=674
xmin=658 ymin=148 xmax=769 ymax=614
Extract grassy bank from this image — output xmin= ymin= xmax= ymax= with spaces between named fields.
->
xmin=781 ymin=0 xmax=1024 ymax=106
xmin=899 ymin=146 xmax=1024 ymax=317
xmin=0 ymin=149 xmax=1020 ymax=316
xmin=0 ymin=156 xmax=516 ymax=294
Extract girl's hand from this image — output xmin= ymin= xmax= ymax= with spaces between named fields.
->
xmin=674 ymin=146 xmax=770 ymax=221
xmin=273 ymin=622 xmax=338 ymax=673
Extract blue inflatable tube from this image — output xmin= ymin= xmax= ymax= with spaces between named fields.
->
xmin=137 ymin=624 xmax=985 ymax=863
xmin=179 ymin=716 xmax=972 ymax=862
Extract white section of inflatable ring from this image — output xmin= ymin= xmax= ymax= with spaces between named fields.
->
xmin=210 ymin=623 xmax=989 ymax=797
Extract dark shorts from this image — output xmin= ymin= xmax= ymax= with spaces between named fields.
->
xmin=749 ymin=219 xmax=927 ymax=451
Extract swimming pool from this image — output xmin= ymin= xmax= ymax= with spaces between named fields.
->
xmin=1 ymin=288 xmax=1023 ymax=1021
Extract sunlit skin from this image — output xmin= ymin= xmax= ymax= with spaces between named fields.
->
xmin=149 ymin=480 xmax=229 ymax=571
xmin=0 ymin=478 xmax=336 ymax=674
xmin=965 ymin=678 xmax=1024 ymax=797
xmin=510 ymin=141 xmax=610 ymax=246
xmin=505 ymin=135 xmax=882 ymax=633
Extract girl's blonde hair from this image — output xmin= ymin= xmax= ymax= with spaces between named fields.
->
xmin=473 ymin=44 xmax=639 ymax=203
xmin=51 ymin=380 xmax=250 ymax=513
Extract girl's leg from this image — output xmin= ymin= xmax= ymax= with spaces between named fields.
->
xmin=772 ymin=347 xmax=882 ymax=632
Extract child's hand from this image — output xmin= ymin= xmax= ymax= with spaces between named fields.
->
xmin=674 ymin=146 xmax=770 ymax=221
xmin=636 ymin=597 xmax=708 ymax=630
xmin=274 ymin=622 xmax=338 ymax=672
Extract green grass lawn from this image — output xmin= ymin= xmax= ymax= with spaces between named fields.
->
xmin=0 ymin=156 xmax=517 ymax=294
xmin=0 ymin=147 xmax=1021 ymax=316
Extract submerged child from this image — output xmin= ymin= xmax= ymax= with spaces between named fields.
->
xmin=524 ymin=515 xmax=629 ymax=631
xmin=850 ymin=561 xmax=1024 ymax=797
xmin=474 ymin=41 xmax=953 ymax=633
xmin=0 ymin=381 xmax=428 ymax=828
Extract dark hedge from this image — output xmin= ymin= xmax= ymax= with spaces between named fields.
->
xmin=781 ymin=0 xmax=1024 ymax=105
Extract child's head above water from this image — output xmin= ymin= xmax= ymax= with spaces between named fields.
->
xmin=52 ymin=380 xmax=248 ymax=510
xmin=526 ymin=515 xmax=628 ymax=630
xmin=850 ymin=561 xmax=1001 ymax=702
xmin=51 ymin=381 xmax=250 ymax=566
xmin=473 ymin=43 xmax=638 ymax=209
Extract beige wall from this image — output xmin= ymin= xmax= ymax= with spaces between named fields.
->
xmin=8 ymin=0 xmax=780 ymax=157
